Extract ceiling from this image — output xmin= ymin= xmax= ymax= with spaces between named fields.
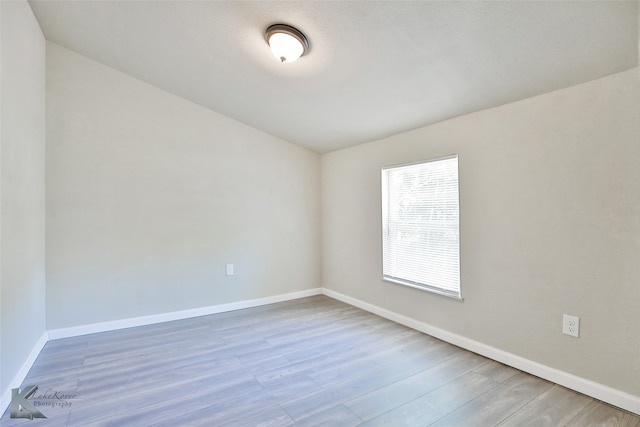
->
xmin=29 ymin=1 xmax=639 ymax=154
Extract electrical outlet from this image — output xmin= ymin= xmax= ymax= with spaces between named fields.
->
xmin=562 ymin=314 xmax=580 ymax=338
xmin=226 ymin=264 xmax=234 ymax=276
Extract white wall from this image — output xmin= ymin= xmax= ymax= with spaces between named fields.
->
xmin=46 ymin=43 xmax=321 ymax=329
xmin=322 ymin=68 xmax=640 ymax=397
xmin=0 ymin=0 xmax=47 ymax=395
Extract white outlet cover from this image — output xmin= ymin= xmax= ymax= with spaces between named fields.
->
xmin=562 ymin=314 xmax=580 ymax=338
xmin=226 ymin=264 xmax=234 ymax=276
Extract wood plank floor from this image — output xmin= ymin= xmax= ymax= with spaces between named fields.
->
xmin=2 ymin=295 xmax=638 ymax=426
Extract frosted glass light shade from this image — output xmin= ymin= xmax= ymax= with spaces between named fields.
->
xmin=265 ymin=24 xmax=309 ymax=63
xmin=269 ymin=33 xmax=304 ymax=62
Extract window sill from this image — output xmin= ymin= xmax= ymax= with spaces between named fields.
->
xmin=382 ymin=276 xmax=463 ymax=301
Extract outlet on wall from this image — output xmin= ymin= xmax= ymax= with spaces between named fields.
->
xmin=562 ymin=314 xmax=580 ymax=338
xmin=226 ymin=264 xmax=234 ymax=276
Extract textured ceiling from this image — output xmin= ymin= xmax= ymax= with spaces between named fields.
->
xmin=29 ymin=1 xmax=639 ymax=153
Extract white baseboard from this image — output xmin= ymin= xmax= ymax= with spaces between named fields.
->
xmin=0 ymin=331 xmax=49 ymax=416
xmin=322 ymin=287 xmax=640 ymax=416
xmin=48 ymin=288 xmax=322 ymax=340
xmin=2 ymin=288 xmax=321 ymax=416
xmin=6 ymin=288 xmax=637 ymax=417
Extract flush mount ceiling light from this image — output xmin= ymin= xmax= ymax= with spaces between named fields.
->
xmin=265 ymin=24 xmax=309 ymax=63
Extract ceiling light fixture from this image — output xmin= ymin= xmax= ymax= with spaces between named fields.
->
xmin=265 ymin=24 xmax=309 ymax=63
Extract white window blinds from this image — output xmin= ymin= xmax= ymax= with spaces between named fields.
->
xmin=382 ymin=156 xmax=460 ymax=298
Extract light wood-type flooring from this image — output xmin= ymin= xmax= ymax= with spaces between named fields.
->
xmin=2 ymin=295 xmax=639 ymax=426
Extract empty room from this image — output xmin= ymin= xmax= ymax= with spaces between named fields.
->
xmin=1 ymin=0 xmax=639 ymax=425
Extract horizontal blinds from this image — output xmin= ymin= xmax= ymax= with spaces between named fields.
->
xmin=382 ymin=156 xmax=460 ymax=297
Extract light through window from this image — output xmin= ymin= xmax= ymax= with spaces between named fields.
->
xmin=381 ymin=156 xmax=460 ymax=299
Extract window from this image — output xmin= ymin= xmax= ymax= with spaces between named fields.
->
xmin=381 ymin=155 xmax=460 ymax=299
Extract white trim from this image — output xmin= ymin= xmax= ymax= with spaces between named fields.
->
xmin=322 ymin=288 xmax=640 ymax=416
xmin=5 ymin=288 xmax=638 ymax=417
xmin=381 ymin=153 xmax=458 ymax=170
xmin=0 ymin=332 xmax=49 ymax=416
xmin=48 ymin=288 xmax=322 ymax=340
xmin=2 ymin=289 xmax=322 ymax=415
xmin=382 ymin=276 xmax=463 ymax=300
